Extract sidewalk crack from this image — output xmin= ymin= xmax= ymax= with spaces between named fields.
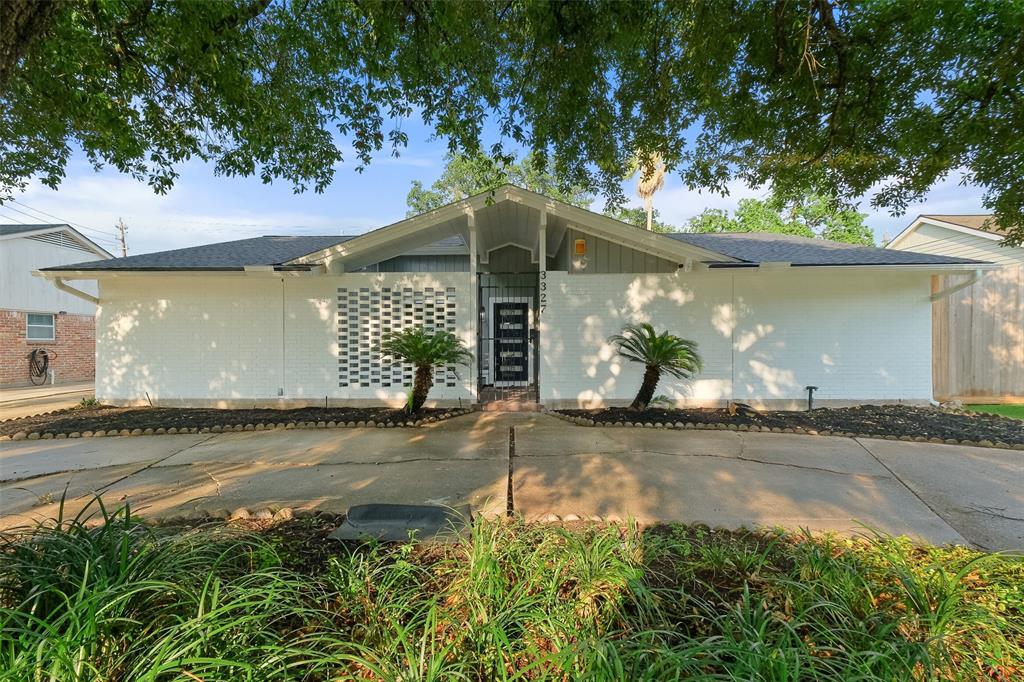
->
xmin=94 ymin=435 xmax=217 ymax=494
xmin=853 ymin=438 xmax=976 ymax=548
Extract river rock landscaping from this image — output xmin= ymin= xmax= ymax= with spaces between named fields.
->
xmin=0 ymin=404 xmax=469 ymax=440
xmin=555 ymin=404 xmax=1024 ymax=448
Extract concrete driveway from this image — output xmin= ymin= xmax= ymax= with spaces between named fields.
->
xmin=0 ymin=381 xmax=95 ymax=420
xmin=1 ymin=412 xmax=1021 ymax=549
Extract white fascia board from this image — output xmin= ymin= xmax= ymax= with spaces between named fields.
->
xmin=294 ymin=200 xmax=475 ymax=268
xmin=508 ymin=186 xmax=734 ymax=264
xmin=62 ymin=226 xmax=115 ymax=259
xmin=292 ymin=184 xmax=737 ymax=268
xmin=769 ymin=263 xmax=997 ymax=273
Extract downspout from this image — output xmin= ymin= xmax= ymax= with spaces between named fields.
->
xmin=51 ymin=277 xmax=99 ymax=305
xmin=930 ymin=269 xmax=982 ymax=301
xmin=280 ymin=276 xmax=286 ymax=398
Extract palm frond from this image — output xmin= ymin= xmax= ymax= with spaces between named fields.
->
xmin=609 ymin=323 xmax=702 ymax=380
xmin=378 ymin=327 xmax=473 ymax=369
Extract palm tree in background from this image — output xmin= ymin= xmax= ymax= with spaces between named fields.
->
xmin=609 ymin=323 xmax=702 ymax=411
xmin=635 ymin=153 xmax=666 ymax=231
xmin=379 ymin=327 xmax=472 ymax=412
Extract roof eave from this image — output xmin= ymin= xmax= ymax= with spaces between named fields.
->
xmin=35 ymin=264 xmax=322 ymax=278
xmin=0 ymin=224 xmax=114 ymax=259
xmin=288 ymin=184 xmax=739 ymax=269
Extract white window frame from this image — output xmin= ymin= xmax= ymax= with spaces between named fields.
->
xmin=26 ymin=313 xmax=55 ymax=342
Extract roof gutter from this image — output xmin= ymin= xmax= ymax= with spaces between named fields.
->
xmin=930 ymin=269 xmax=982 ymax=301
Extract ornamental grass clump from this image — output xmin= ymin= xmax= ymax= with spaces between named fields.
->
xmin=2 ymin=499 xmax=1021 ymax=680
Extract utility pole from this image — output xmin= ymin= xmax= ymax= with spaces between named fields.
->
xmin=116 ymin=218 xmax=128 ymax=257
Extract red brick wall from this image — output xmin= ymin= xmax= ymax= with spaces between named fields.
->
xmin=0 ymin=310 xmax=96 ymax=386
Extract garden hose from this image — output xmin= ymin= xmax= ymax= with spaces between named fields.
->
xmin=28 ymin=348 xmax=51 ymax=385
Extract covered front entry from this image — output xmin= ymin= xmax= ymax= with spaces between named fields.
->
xmin=477 ymin=272 xmax=539 ymax=404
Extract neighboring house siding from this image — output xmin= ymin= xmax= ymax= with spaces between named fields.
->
xmin=890 ymin=223 xmax=1024 ymax=400
xmin=895 ymin=223 xmax=1024 ymax=266
xmin=95 ymin=273 xmax=474 ymax=406
xmin=539 ymin=270 xmax=933 ymax=408
xmin=0 ymin=233 xmax=102 ymax=385
xmin=0 ymin=235 xmax=100 ymax=314
xmin=551 ymin=229 xmax=679 ymax=273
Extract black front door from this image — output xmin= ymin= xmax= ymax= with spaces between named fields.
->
xmin=492 ymin=302 xmax=529 ymax=384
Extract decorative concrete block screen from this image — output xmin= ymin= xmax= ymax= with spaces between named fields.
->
xmin=337 ymin=286 xmax=459 ymax=389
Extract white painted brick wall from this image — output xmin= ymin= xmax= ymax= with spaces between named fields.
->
xmin=539 ymin=269 xmax=933 ymax=407
xmin=97 ymin=273 xmax=474 ymax=405
xmin=97 ymin=269 xmax=932 ymax=407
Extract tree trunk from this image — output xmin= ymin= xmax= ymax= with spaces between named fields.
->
xmin=644 ymin=196 xmax=653 ymax=231
xmin=409 ymin=364 xmax=435 ymax=413
xmin=630 ymin=365 xmax=661 ymax=411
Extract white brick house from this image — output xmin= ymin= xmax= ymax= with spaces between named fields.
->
xmin=38 ymin=186 xmax=990 ymax=409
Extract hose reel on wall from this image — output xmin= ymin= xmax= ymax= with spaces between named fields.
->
xmin=28 ymin=348 xmax=53 ymax=385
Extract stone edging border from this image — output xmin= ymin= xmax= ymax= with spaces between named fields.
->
xmin=151 ymin=507 xmax=626 ymax=526
xmin=0 ymin=409 xmax=475 ymax=442
xmin=546 ymin=410 xmax=1024 ymax=451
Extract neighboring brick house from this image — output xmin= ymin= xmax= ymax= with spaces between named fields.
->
xmin=1 ymin=224 xmax=112 ymax=386
xmin=38 ymin=186 xmax=992 ymax=409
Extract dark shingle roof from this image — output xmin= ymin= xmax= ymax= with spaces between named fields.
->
xmin=668 ymin=232 xmax=985 ymax=266
xmin=40 ymin=227 xmax=986 ymax=273
xmin=41 ymin=235 xmax=353 ymax=271
xmin=0 ymin=223 xmax=69 ymax=236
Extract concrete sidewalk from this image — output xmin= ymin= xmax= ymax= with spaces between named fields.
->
xmin=1 ymin=412 xmax=1020 ymax=549
xmin=0 ymin=381 xmax=95 ymax=420
xmin=0 ymin=413 xmax=512 ymax=528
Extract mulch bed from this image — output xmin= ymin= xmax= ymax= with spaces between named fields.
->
xmin=557 ymin=404 xmax=1024 ymax=447
xmin=0 ymin=405 xmax=462 ymax=438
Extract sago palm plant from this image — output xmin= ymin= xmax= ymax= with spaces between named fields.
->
xmin=609 ymin=322 xmax=702 ymax=411
xmin=378 ymin=327 xmax=472 ymax=412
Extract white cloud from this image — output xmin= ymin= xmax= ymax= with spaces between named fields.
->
xmin=860 ymin=170 xmax=986 ymax=241
xmin=8 ymin=169 xmax=382 ymax=255
xmin=653 ymin=178 xmax=769 ymax=226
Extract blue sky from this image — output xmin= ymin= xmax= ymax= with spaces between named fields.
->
xmin=0 ymin=118 xmax=987 ymax=257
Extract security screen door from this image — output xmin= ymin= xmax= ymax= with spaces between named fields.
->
xmin=491 ymin=301 xmax=530 ymax=384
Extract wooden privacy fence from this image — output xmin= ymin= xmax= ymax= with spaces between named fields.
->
xmin=932 ymin=265 xmax=1024 ymax=401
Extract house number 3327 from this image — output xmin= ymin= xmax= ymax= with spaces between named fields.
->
xmin=538 ymin=270 xmax=547 ymax=316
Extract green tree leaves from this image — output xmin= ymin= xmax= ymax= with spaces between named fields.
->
xmin=688 ymin=193 xmax=875 ymax=246
xmin=405 ymin=151 xmax=593 ymax=215
xmin=3 ymin=1 xmax=1023 ymax=243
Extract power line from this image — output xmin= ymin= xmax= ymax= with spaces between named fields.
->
xmin=1 ymin=202 xmax=119 ymax=247
xmin=0 ymin=211 xmax=26 ymax=224
xmin=8 ymin=198 xmax=121 ymax=238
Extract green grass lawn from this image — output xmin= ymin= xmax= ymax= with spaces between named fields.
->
xmin=967 ymin=403 xmax=1024 ymax=419
xmin=1 ymin=502 xmax=1021 ymax=681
